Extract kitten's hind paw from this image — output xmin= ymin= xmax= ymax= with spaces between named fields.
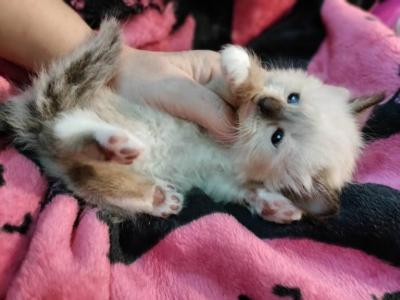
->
xmin=94 ymin=128 xmax=145 ymax=164
xmin=151 ymin=180 xmax=184 ymax=218
xmin=246 ymin=189 xmax=302 ymax=224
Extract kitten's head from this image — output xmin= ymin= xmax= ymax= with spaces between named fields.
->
xmin=221 ymin=45 xmax=383 ymax=218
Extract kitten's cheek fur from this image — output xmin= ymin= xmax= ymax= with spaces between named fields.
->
xmin=281 ymin=186 xmax=340 ymax=219
xmin=302 ymin=192 xmax=340 ymax=219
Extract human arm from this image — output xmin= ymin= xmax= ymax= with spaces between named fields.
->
xmin=0 ymin=0 xmax=235 ymax=140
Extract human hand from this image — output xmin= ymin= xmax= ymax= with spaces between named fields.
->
xmin=117 ymin=47 xmax=236 ymax=142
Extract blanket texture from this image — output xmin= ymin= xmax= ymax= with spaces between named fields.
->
xmin=1 ymin=0 xmax=400 ymax=299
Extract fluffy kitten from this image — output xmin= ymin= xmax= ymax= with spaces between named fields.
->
xmin=0 ymin=20 xmax=383 ymax=223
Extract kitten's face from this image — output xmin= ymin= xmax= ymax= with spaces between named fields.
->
xmin=221 ymin=45 xmax=382 ymax=217
xmin=236 ymin=69 xmax=360 ymax=215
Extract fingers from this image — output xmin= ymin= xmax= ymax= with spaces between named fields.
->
xmin=117 ymin=49 xmax=238 ymax=141
xmin=154 ymin=78 xmax=236 ymax=142
xmin=178 ymin=50 xmax=235 ymax=105
xmin=205 ymin=76 xmax=235 ymax=107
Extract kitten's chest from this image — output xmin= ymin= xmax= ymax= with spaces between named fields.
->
xmin=128 ymin=108 xmax=233 ymax=190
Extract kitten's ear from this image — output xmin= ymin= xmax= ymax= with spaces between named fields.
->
xmin=350 ymin=93 xmax=385 ymax=115
xmin=282 ymin=176 xmax=340 ymax=219
xmin=325 ymin=85 xmax=350 ymax=99
xmin=305 ymin=177 xmax=340 ymax=218
xmin=220 ymin=45 xmax=264 ymax=94
xmin=36 ymin=18 xmax=122 ymax=106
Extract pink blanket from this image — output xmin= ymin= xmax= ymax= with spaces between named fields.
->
xmin=1 ymin=0 xmax=400 ymax=299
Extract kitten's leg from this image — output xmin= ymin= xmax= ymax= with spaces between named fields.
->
xmin=203 ymin=177 xmax=301 ymax=223
xmin=244 ymin=188 xmax=302 ymax=224
xmin=110 ymin=178 xmax=184 ymax=218
xmin=54 ymin=109 xmax=144 ymax=164
xmin=66 ymin=161 xmax=184 ymax=217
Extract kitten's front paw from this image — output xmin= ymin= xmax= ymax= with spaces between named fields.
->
xmin=221 ymin=45 xmax=251 ymax=87
xmin=151 ymin=180 xmax=184 ymax=218
xmin=246 ymin=189 xmax=302 ymax=224
xmin=94 ymin=129 xmax=145 ymax=164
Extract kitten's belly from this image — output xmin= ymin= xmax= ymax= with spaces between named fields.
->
xmin=128 ymin=107 xmax=232 ymax=192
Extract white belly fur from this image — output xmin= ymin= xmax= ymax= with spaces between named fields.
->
xmin=122 ymin=103 xmax=243 ymax=202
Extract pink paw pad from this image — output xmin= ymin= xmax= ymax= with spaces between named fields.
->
xmin=153 ymin=186 xmax=165 ymax=205
xmin=247 ymin=189 xmax=303 ymax=224
xmin=152 ymin=181 xmax=184 ymax=218
xmin=95 ymin=129 xmax=144 ymax=165
xmin=261 ymin=205 xmax=276 ymax=216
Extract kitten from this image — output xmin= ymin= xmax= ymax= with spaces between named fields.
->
xmin=0 ymin=20 xmax=383 ymax=223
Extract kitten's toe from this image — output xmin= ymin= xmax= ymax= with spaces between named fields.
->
xmin=151 ymin=181 xmax=183 ymax=218
xmin=248 ymin=189 xmax=302 ymax=224
xmin=94 ymin=129 xmax=145 ymax=164
xmin=260 ymin=203 xmax=302 ymax=224
xmin=153 ymin=186 xmax=166 ymax=205
xmin=108 ymin=182 xmax=183 ymax=217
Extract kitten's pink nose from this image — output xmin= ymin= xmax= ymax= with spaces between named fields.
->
xmin=257 ymin=97 xmax=283 ymax=120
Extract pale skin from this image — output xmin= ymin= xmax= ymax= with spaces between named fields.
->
xmin=0 ymin=0 xmax=235 ymax=140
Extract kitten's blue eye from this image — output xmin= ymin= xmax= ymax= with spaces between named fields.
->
xmin=287 ymin=93 xmax=300 ymax=104
xmin=271 ymin=128 xmax=284 ymax=147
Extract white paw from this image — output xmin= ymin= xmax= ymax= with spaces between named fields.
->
xmin=247 ymin=189 xmax=302 ymax=224
xmin=220 ymin=45 xmax=250 ymax=87
xmin=151 ymin=180 xmax=184 ymax=218
xmin=94 ymin=128 xmax=145 ymax=164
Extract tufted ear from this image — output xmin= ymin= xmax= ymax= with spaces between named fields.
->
xmin=281 ymin=176 xmax=340 ymax=219
xmin=350 ymin=93 xmax=385 ymax=115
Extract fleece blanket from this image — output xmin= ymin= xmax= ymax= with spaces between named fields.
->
xmin=1 ymin=0 xmax=400 ymax=299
